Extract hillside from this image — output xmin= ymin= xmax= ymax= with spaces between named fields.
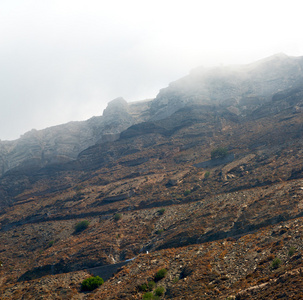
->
xmin=0 ymin=54 xmax=303 ymax=299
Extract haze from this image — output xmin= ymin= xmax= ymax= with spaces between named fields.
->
xmin=1 ymin=0 xmax=302 ymax=140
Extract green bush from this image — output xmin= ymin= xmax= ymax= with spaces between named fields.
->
xmin=148 ymin=280 xmax=156 ymax=291
xmin=47 ymin=240 xmax=55 ymax=248
xmin=81 ymin=276 xmax=104 ymax=291
xmin=74 ymin=220 xmax=90 ymax=233
xmin=204 ymin=171 xmax=210 ymax=179
xmin=154 ymin=286 xmax=165 ymax=296
xmin=211 ymin=147 xmax=228 ymax=160
xmin=139 ymin=283 xmax=148 ymax=292
xmin=114 ymin=213 xmax=122 ymax=221
xmin=142 ymin=292 xmax=154 ymax=299
xmin=172 ymin=276 xmax=179 ymax=283
xmin=270 ymin=258 xmax=281 ymax=270
xmin=288 ymin=246 xmax=296 ymax=257
xmin=158 ymin=208 xmax=166 ymax=215
xmin=155 ymin=268 xmax=167 ymax=281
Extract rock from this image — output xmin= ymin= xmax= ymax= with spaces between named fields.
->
xmin=0 ymin=98 xmax=148 ymax=176
xmin=150 ymin=53 xmax=303 ymax=120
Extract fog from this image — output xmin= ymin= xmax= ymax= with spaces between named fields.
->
xmin=1 ymin=0 xmax=302 ymax=140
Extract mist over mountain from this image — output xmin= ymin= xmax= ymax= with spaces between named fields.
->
xmin=0 ymin=53 xmax=302 ymax=177
xmin=1 ymin=53 xmax=303 ymax=299
xmin=150 ymin=53 xmax=303 ymax=119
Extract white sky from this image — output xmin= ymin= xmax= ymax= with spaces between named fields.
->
xmin=0 ymin=0 xmax=302 ymax=140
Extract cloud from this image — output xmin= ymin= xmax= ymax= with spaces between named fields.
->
xmin=0 ymin=0 xmax=302 ymax=140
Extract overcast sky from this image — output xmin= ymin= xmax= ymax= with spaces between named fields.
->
xmin=1 ymin=0 xmax=302 ymax=140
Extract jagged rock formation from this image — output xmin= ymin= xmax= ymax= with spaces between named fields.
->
xmin=150 ymin=53 xmax=303 ymax=120
xmin=0 ymin=54 xmax=302 ymax=177
xmin=1 ymin=53 xmax=303 ymax=299
xmin=0 ymin=98 xmax=151 ymax=176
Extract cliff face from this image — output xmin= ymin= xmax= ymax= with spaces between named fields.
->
xmin=150 ymin=53 xmax=303 ymax=120
xmin=0 ymin=53 xmax=302 ymax=177
xmin=0 ymin=98 xmax=151 ymax=176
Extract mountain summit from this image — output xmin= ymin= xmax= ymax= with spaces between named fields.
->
xmin=0 ymin=54 xmax=303 ymax=299
xmin=150 ymin=53 xmax=303 ymax=119
xmin=1 ymin=53 xmax=302 ymax=177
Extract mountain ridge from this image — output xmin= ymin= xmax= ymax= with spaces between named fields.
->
xmin=1 ymin=53 xmax=302 ymax=178
xmin=0 ymin=53 xmax=303 ymax=299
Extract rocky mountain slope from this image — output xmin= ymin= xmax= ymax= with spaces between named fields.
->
xmin=0 ymin=97 xmax=151 ymax=176
xmin=1 ymin=53 xmax=302 ymax=177
xmin=0 ymin=53 xmax=303 ymax=299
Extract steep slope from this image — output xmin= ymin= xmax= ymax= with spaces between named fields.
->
xmin=1 ymin=54 xmax=302 ymax=178
xmin=0 ymin=54 xmax=303 ymax=299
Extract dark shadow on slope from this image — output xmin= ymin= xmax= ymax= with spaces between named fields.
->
xmin=17 ymin=258 xmax=135 ymax=283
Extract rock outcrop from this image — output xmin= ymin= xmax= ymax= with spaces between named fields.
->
xmin=0 ymin=98 xmax=150 ymax=176
xmin=1 ymin=53 xmax=303 ymax=299
xmin=150 ymin=53 xmax=303 ymax=120
xmin=0 ymin=53 xmax=302 ymax=177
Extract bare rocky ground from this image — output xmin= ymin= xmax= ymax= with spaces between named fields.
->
xmin=0 ymin=91 xmax=303 ymax=299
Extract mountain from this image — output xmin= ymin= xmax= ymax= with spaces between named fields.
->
xmin=150 ymin=53 xmax=303 ymax=119
xmin=0 ymin=97 xmax=151 ymax=177
xmin=1 ymin=54 xmax=302 ymax=177
xmin=0 ymin=53 xmax=303 ymax=299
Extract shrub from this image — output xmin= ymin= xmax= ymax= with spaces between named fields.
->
xmin=142 ymin=292 xmax=154 ymax=299
xmin=155 ymin=268 xmax=167 ymax=281
xmin=155 ymin=229 xmax=164 ymax=235
xmin=270 ymin=258 xmax=281 ymax=270
xmin=147 ymin=280 xmax=155 ymax=291
xmin=172 ymin=277 xmax=179 ymax=283
xmin=154 ymin=286 xmax=165 ymax=296
xmin=288 ymin=246 xmax=296 ymax=257
xmin=47 ymin=240 xmax=55 ymax=248
xmin=74 ymin=220 xmax=90 ymax=233
xmin=158 ymin=208 xmax=165 ymax=215
xmin=211 ymin=147 xmax=228 ymax=160
xmin=81 ymin=276 xmax=104 ymax=291
xmin=183 ymin=190 xmax=191 ymax=196
xmin=114 ymin=213 xmax=122 ymax=221
xmin=139 ymin=283 xmax=148 ymax=292
xmin=204 ymin=171 xmax=210 ymax=179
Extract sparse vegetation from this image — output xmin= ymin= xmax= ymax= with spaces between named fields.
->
xmin=142 ymin=292 xmax=154 ymax=300
xmin=4 ymin=56 xmax=303 ymax=299
xmin=148 ymin=280 xmax=156 ymax=291
xmin=173 ymin=277 xmax=179 ymax=283
xmin=139 ymin=281 xmax=156 ymax=293
xmin=74 ymin=220 xmax=90 ymax=233
xmin=184 ymin=190 xmax=191 ymax=196
xmin=211 ymin=147 xmax=228 ymax=160
xmin=204 ymin=171 xmax=210 ymax=179
xmin=47 ymin=240 xmax=55 ymax=248
xmin=270 ymin=258 xmax=282 ymax=270
xmin=288 ymin=246 xmax=296 ymax=257
xmin=114 ymin=213 xmax=122 ymax=221
xmin=158 ymin=208 xmax=166 ymax=215
xmin=139 ymin=283 xmax=148 ymax=292
xmin=81 ymin=276 xmax=104 ymax=291
xmin=155 ymin=268 xmax=167 ymax=281
xmin=154 ymin=286 xmax=165 ymax=296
